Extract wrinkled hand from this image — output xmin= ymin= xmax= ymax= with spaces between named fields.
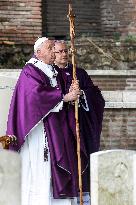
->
xmin=63 ymin=88 xmax=81 ymax=102
xmin=69 ymin=79 xmax=80 ymax=92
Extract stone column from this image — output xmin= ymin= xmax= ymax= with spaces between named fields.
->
xmin=90 ymin=150 xmax=136 ymax=205
xmin=0 ymin=149 xmax=21 ymax=205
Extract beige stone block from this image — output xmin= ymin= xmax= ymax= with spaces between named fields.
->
xmin=103 ymin=91 xmax=122 ymax=102
xmin=0 ymin=149 xmax=21 ymax=205
xmin=123 ymin=91 xmax=136 ymax=102
xmin=90 ymin=150 xmax=136 ymax=205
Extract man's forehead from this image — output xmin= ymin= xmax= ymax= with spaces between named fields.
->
xmin=43 ymin=40 xmax=55 ymax=47
xmin=55 ymin=42 xmax=67 ymax=49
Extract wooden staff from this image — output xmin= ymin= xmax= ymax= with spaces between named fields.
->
xmin=68 ymin=2 xmax=83 ymax=205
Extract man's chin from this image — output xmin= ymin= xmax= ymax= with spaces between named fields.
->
xmin=50 ymin=58 xmax=55 ymax=64
xmin=62 ymin=60 xmax=68 ymax=64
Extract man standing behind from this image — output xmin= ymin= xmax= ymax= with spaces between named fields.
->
xmin=54 ymin=40 xmax=105 ymax=203
xmin=6 ymin=38 xmax=81 ymax=205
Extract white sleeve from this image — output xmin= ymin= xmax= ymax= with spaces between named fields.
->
xmin=22 ymin=101 xmax=64 ymax=140
xmin=50 ymin=101 xmax=63 ymax=112
xmin=80 ymin=90 xmax=89 ymax=111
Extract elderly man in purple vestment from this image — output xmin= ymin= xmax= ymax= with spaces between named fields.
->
xmin=53 ymin=40 xmax=105 ymax=204
xmin=6 ymin=37 xmax=86 ymax=205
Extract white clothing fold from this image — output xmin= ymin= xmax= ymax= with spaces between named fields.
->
xmin=20 ymin=121 xmax=90 ymax=205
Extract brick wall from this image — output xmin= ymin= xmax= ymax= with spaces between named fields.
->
xmin=101 ymin=109 xmax=136 ymax=150
xmin=0 ymin=0 xmax=136 ymax=44
xmin=100 ymin=0 xmax=136 ymax=36
xmin=91 ymin=76 xmax=136 ymax=91
xmin=44 ymin=0 xmax=136 ymax=38
xmin=43 ymin=0 xmax=101 ymax=38
xmin=0 ymin=0 xmax=42 ymax=44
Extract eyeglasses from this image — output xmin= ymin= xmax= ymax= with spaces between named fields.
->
xmin=55 ymin=49 xmax=68 ymax=54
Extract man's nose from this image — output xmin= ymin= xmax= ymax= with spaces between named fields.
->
xmin=62 ymin=51 xmax=68 ymax=56
xmin=52 ymin=47 xmax=55 ymax=53
xmin=52 ymin=51 xmax=55 ymax=58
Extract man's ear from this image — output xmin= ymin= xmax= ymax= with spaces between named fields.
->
xmin=37 ymin=49 xmax=41 ymax=54
xmin=36 ymin=49 xmax=41 ymax=58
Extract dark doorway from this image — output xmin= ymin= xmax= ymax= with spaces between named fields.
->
xmin=42 ymin=0 xmax=101 ymax=39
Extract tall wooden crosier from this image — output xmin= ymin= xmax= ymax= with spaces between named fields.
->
xmin=68 ymin=2 xmax=83 ymax=205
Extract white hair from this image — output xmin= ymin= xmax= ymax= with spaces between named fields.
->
xmin=55 ymin=40 xmax=66 ymax=44
xmin=34 ymin=37 xmax=48 ymax=53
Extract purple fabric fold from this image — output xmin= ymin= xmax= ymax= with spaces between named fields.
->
xmin=52 ymin=64 xmax=105 ymax=197
xmin=6 ymin=63 xmax=63 ymax=151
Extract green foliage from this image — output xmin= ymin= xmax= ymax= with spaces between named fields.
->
xmin=124 ymin=35 xmax=136 ymax=43
xmin=113 ymin=32 xmax=121 ymax=41
xmin=17 ymin=53 xmax=26 ymax=67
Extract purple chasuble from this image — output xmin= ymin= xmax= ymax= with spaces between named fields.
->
xmin=54 ymin=63 xmax=105 ymax=153
xmin=6 ymin=63 xmax=63 ymax=151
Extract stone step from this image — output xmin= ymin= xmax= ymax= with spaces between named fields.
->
xmin=103 ymin=91 xmax=136 ymax=108
xmin=1 ymin=69 xmax=136 ymax=77
xmin=87 ymin=70 xmax=136 ymax=76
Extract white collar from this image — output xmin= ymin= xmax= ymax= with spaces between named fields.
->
xmin=54 ymin=63 xmax=68 ymax=69
xmin=26 ymin=58 xmax=58 ymax=79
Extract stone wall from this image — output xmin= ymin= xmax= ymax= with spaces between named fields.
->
xmin=43 ymin=0 xmax=101 ymax=38
xmin=92 ymin=75 xmax=136 ymax=91
xmin=100 ymin=0 xmax=136 ymax=37
xmin=0 ymin=38 xmax=136 ymax=71
xmin=75 ymin=37 xmax=136 ymax=70
xmin=101 ymin=109 xmax=136 ymax=150
xmin=0 ymin=44 xmax=33 ymax=69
